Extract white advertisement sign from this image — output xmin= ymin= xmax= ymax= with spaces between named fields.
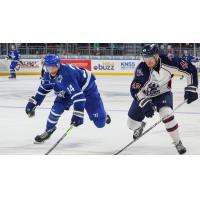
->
xmin=91 ymin=60 xmax=141 ymax=73
xmin=18 ymin=59 xmax=43 ymax=72
xmin=1 ymin=58 xmax=199 ymax=76
xmin=0 ymin=59 xmax=42 ymax=73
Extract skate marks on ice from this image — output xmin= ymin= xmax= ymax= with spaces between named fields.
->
xmin=0 ymin=139 xmax=112 ymax=155
xmin=0 ymin=76 xmax=200 ymax=154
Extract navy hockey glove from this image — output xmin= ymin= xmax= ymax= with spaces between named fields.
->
xmin=25 ymin=96 xmax=38 ymax=117
xmin=184 ymin=85 xmax=198 ymax=104
xmin=139 ymin=98 xmax=155 ymax=118
xmin=71 ymin=111 xmax=84 ymax=127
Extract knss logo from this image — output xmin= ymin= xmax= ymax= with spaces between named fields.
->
xmin=93 ymin=62 xmax=115 ymax=71
xmin=120 ymin=61 xmax=135 ymax=70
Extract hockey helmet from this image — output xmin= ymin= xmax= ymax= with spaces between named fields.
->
xmin=141 ymin=44 xmax=159 ymax=57
xmin=44 ymin=54 xmax=61 ymax=68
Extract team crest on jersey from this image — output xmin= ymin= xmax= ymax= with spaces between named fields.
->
xmin=136 ymin=69 xmax=144 ymax=77
xmin=56 ymin=75 xmax=63 ymax=83
xmin=55 ymin=90 xmax=65 ymax=98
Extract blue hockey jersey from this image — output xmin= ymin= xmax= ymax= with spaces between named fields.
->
xmin=34 ymin=64 xmax=95 ymax=113
xmin=182 ymin=54 xmax=198 ymax=64
xmin=130 ymin=54 xmax=198 ymax=101
xmin=8 ymin=49 xmax=20 ymax=62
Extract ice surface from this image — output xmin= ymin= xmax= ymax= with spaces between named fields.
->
xmin=0 ymin=75 xmax=200 ymax=155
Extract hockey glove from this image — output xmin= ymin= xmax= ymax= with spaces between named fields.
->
xmin=71 ymin=111 xmax=84 ymax=127
xmin=139 ymin=98 xmax=155 ymax=118
xmin=184 ymin=85 xmax=198 ymax=104
xmin=25 ymin=96 xmax=38 ymax=117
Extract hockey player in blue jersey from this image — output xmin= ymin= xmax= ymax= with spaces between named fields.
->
xmin=128 ymin=44 xmax=198 ymax=154
xmin=25 ymin=54 xmax=111 ymax=143
xmin=6 ymin=45 xmax=21 ymax=79
xmin=180 ymin=50 xmax=199 ymax=80
xmin=182 ymin=50 xmax=198 ymax=63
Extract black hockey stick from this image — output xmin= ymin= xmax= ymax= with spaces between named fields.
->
xmin=44 ymin=125 xmax=74 ymax=155
xmin=114 ymin=100 xmax=187 ymax=155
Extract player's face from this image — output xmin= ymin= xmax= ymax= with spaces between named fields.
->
xmin=143 ymin=54 xmax=159 ymax=68
xmin=46 ymin=66 xmax=59 ymax=76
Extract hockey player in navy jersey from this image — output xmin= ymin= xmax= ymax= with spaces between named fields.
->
xmin=6 ymin=45 xmax=21 ymax=79
xmin=128 ymin=44 xmax=198 ymax=154
xmin=25 ymin=54 xmax=111 ymax=143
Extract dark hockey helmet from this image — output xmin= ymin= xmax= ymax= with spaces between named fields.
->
xmin=141 ymin=44 xmax=159 ymax=57
xmin=44 ymin=54 xmax=61 ymax=68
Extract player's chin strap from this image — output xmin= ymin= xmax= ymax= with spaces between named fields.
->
xmin=114 ymin=99 xmax=187 ymax=155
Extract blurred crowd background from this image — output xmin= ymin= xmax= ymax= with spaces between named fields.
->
xmin=0 ymin=43 xmax=199 ymax=59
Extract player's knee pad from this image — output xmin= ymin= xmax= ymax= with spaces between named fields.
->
xmin=127 ymin=117 xmax=142 ymax=131
xmin=93 ymin=117 xmax=106 ymax=128
xmin=159 ymin=106 xmax=178 ymax=132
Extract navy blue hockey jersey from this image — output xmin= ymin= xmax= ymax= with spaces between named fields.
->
xmin=130 ymin=54 xmax=198 ymax=101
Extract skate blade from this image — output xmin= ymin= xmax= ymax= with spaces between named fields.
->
xmin=33 ymin=137 xmax=51 ymax=144
xmin=33 ymin=141 xmax=45 ymax=144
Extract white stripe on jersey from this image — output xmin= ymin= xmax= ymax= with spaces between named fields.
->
xmin=40 ymin=85 xmax=52 ymax=92
xmin=47 ymin=118 xmax=58 ymax=124
xmin=50 ymin=110 xmax=62 ymax=117
xmin=71 ymin=92 xmax=84 ymax=100
xmin=82 ymin=70 xmax=92 ymax=91
xmin=36 ymin=91 xmax=46 ymax=96
xmin=73 ymin=99 xmax=86 ymax=103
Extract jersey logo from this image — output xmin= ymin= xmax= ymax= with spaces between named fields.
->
xmin=144 ymin=82 xmax=160 ymax=96
xmin=93 ymin=113 xmax=99 ymax=118
xmin=55 ymin=90 xmax=65 ymax=98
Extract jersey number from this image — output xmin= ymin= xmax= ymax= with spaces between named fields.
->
xmin=67 ymin=84 xmax=75 ymax=94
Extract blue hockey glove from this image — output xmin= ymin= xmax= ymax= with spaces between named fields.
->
xmin=25 ymin=96 xmax=38 ymax=117
xmin=71 ymin=111 xmax=84 ymax=127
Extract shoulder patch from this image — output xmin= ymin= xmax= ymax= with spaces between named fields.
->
xmin=56 ymin=75 xmax=63 ymax=83
xmin=131 ymin=82 xmax=142 ymax=90
xmin=135 ymin=68 xmax=144 ymax=77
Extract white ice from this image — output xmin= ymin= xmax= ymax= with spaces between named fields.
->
xmin=0 ymin=75 xmax=200 ymax=155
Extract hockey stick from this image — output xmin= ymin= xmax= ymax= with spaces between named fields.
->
xmin=44 ymin=125 xmax=74 ymax=155
xmin=114 ymin=100 xmax=187 ymax=155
